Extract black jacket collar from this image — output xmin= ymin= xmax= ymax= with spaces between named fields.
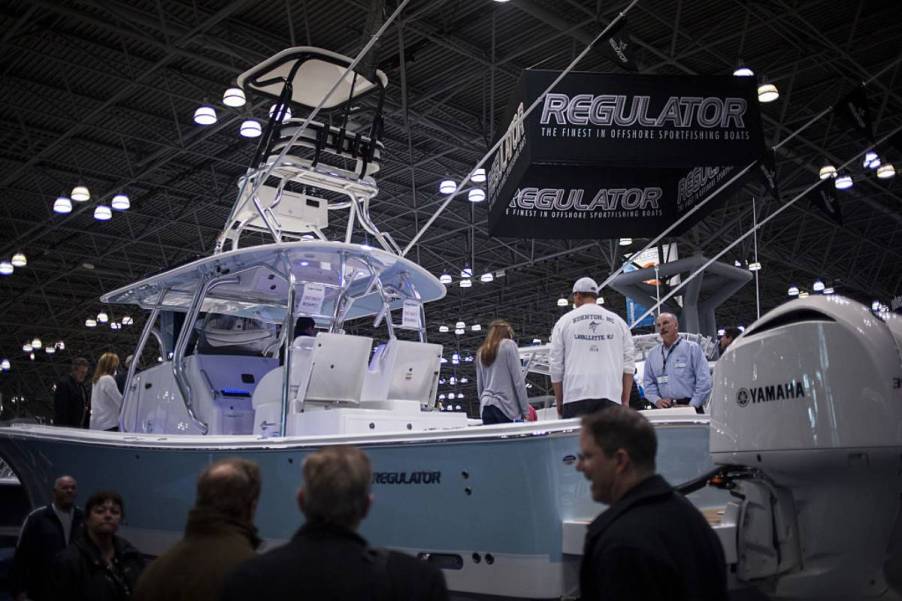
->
xmin=586 ymin=474 xmax=673 ymax=540
xmin=295 ymin=521 xmax=368 ymax=547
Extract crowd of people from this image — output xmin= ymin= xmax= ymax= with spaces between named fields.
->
xmin=475 ymin=275 xmax=738 ymax=421
xmin=11 ymin=409 xmax=727 ymax=600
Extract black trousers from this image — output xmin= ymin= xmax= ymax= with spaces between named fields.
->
xmin=481 ymin=405 xmax=513 ymax=424
xmin=561 ymin=398 xmax=618 ymax=419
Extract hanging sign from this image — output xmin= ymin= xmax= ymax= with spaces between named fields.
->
xmin=401 ymin=300 xmax=422 ymax=330
xmin=298 ymin=282 xmax=326 ymax=315
xmin=488 ymin=70 xmax=764 ymax=239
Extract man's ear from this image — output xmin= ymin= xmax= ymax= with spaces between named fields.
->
xmin=614 ymin=449 xmax=631 ymax=473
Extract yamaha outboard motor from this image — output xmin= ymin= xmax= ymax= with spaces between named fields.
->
xmin=710 ymin=296 xmax=902 ymax=599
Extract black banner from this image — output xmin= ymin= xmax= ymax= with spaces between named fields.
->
xmin=806 ymin=179 xmax=843 ymax=226
xmin=834 ymin=86 xmax=874 ymax=142
xmin=491 ymin=164 xmax=748 ymax=239
xmin=487 ymin=71 xmax=765 ymax=238
xmin=604 ymin=18 xmax=638 ymax=72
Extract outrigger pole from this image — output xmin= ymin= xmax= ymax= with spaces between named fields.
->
xmin=401 ymin=0 xmax=642 ymax=258
xmin=627 ymin=120 xmax=902 ymax=330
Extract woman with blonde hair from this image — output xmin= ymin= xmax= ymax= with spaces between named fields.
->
xmin=476 ymin=320 xmax=530 ymax=424
xmin=90 ymin=352 xmax=123 ymax=431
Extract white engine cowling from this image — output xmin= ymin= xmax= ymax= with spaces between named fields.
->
xmin=710 ymin=296 xmax=902 ymax=599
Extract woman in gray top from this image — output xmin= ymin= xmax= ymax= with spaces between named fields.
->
xmin=476 ymin=320 xmax=530 ymax=424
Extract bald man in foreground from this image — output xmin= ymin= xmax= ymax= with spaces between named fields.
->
xmin=133 ymin=459 xmax=262 ymax=601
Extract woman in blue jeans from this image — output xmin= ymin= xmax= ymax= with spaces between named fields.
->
xmin=476 ymin=320 xmax=531 ymax=424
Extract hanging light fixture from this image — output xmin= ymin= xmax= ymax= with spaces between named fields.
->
xmin=45 ymin=346 xmax=55 ymax=354
xmin=531 ymin=338 xmax=542 ymax=344
xmin=439 ymin=273 xmax=452 ymax=285
xmin=222 ymin=87 xmax=246 ymax=107
xmin=619 ymin=237 xmax=632 ymax=246
xmin=823 ymin=287 xmax=834 ymax=295
xmin=97 ymin=311 xmax=109 ymax=323
xmin=468 ymin=188 xmax=485 ymax=202
xmin=0 ymin=359 xmax=9 ymax=370
xmin=471 ymin=168 xmax=487 ymax=183
xmin=22 ymin=343 xmax=33 ymax=352
xmin=834 ymin=174 xmax=853 ymax=190
xmin=193 ymin=105 xmax=217 ymax=125
xmin=813 ymin=279 xmax=825 ymax=292
xmin=121 ymin=316 xmax=133 ymax=325
xmin=268 ymin=104 xmax=292 ymax=122
xmin=31 ymin=338 xmax=42 ymax=349
xmin=11 ymin=253 xmax=27 ymax=267
xmin=0 ymin=261 xmax=13 ymax=275
xmin=29 ymin=352 xmax=35 ymax=361
xmin=863 ymin=150 xmax=879 ymax=169
xmin=111 ymin=194 xmax=130 ymax=211
xmin=748 ymin=261 xmax=762 ymax=271
xmin=557 ymin=297 xmax=568 ymax=307
xmin=460 ymin=266 xmax=473 ymax=278
xmin=85 ymin=318 xmax=97 ymax=328
xmin=596 ymin=296 xmax=605 ymax=305
xmin=787 ymin=285 xmax=799 ymax=297
xmin=480 ymin=272 xmax=494 ymax=283
xmin=471 ymin=324 xmax=482 ymax=332
xmin=93 ymin=205 xmax=112 ymax=221
xmin=438 ymin=324 xmax=449 ymax=333
xmin=454 ymin=328 xmax=465 ymax=335
xmin=439 ymin=179 xmax=456 ymax=194
xmin=460 ymin=377 xmax=469 ymax=384
xmin=459 ymin=278 xmax=472 ymax=288
xmin=53 ymin=195 xmax=73 ymax=214
xmin=733 ymin=260 xmax=742 ymax=267
xmin=877 ymin=163 xmax=896 ymax=179
xmin=757 ymin=79 xmax=779 ymax=103
xmin=110 ymin=322 xmax=121 ymax=330
xmin=455 ymin=321 xmax=466 ymax=329
xmin=798 ymin=291 xmax=810 ymax=299
xmin=733 ymin=65 xmax=754 ymax=77
xmin=717 ymin=328 xmax=726 ymax=336
xmin=71 ymin=185 xmax=91 ymax=202
xmin=240 ymin=119 xmax=262 ymax=138
xmin=55 ymin=340 xmax=65 ymax=350
xmin=818 ymin=165 xmax=837 ymax=179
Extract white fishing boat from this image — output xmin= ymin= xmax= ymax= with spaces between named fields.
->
xmin=2 ymin=45 xmax=900 ymax=601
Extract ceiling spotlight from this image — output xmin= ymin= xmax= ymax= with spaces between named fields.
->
xmin=53 ymin=195 xmax=73 ymax=214
xmin=29 ymin=352 xmax=35 ymax=361
xmin=110 ymin=322 xmax=121 ymax=330
xmin=55 ymin=340 xmax=65 ymax=350
xmin=454 ymin=328 xmax=465 ymax=335
xmin=22 ymin=343 xmax=32 ymax=352
xmin=0 ymin=359 xmax=9 ymax=370
xmin=459 ymin=278 xmax=472 ymax=288
xmin=45 ymin=346 xmax=55 ymax=354
xmin=193 ymin=105 xmax=217 ymax=125
xmin=863 ymin=150 xmax=878 ymax=169
xmin=733 ymin=260 xmax=742 ymax=267
xmin=31 ymin=338 xmax=42 ymax=349
xmin=733 ymin=66 xmax=754 ymax=77
xmin=439 ymin=273 xmax=452 ymax=285
xmin=268 ymin=104 xmax=291 ymax=122
xmin=471 ymin=168 xmax=487 ymax=183
xmin=813 ymin=279 xmax=825 ymax=292
xmin=757 ymin=82 xmax=779 ymax=103
xmin=11 ymin=253 xmax=27 ymax=268
xmin=834 ymin=174 xmax=853 ymax=190
xmin=240 ymin=119 xmax=262 ymax=138
xmin=111 ymin=194 xmax=130 ymax=211
xmin=480 ymin=272 xmax=494 ymax=283
xmin=71 ymin=185 xmax=91 ymax=202
xmin=468 ymin=188 xmax=485 ymax=202
xmin=94 ymin=205 xmax=112 ymax=221
xmin=596 ymin=296 xmax=605 ymax=305
xmin=748 ymin=261 xmax=761 ymax=272
xmin=97 ymin=311 xmax=109 ymax=323
xmin=877 ymin=163 xmax=896 ymax=179
xmin=460 ymin=377 xmax=469 ymax=384
xmin=531 ymin=338 xmax=541 ymax=344
xmin=717 ymin=328 xmax=726 ymax=336
xmin=85 ymin=318 xmax=97 ymax=328
xmin=788 ymin=285 xmax=799 ymax=297
xmin=822 ymin=287 xmax=834 ymax=295
xmin=0 ymin=261 xmax=13 ymax=275
xmin=455 ymin=321 xmax=465 ymax=329
xmin=438 ymin=324 xmax=449 ymax=333
xmin=557 ymin=297 xmax=568 ymax=307
xmin=222 ymin=87 xmax=246 ymax=107
xmin=818 ymin=165 xmax=836 ymax=180
xmin=447 ymin=393 xmax=456 ymax=400
xmin=471 ymin=324 xmax=482 ymax=331
xmin=460 ymin=266 xmax=473 ymax=278
xmin=738 ymin=325 xmax=746 ymax=332
xmin=439 ymin=179 xmax=456 ymax=194
xmin=619 ymin=237 xmax=632 ymax=246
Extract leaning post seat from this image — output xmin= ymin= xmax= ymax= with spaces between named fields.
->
xmin=236 ymin=47 xmax=388 ymax=181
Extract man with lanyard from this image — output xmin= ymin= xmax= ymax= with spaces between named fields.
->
xmin=549 ymin=277 xmax=636 ymax=419
xmin=643 ymin=313 xmax=711 ymax=413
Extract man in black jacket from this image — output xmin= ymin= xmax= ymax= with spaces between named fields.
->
xmin=11 ymin=475 xmax=83 ymax=601
xmin=576 ymin=406 xmax=727 ymax=601
xmin=221 ymin=446 xmax=448 ymax=601
xmin=54 ymin=357 xmax=90 ymax=427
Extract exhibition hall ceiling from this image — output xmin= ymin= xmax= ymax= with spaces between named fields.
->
xmin=1 ymin=0 xmax=900 ymax=409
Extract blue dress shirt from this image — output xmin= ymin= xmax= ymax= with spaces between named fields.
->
xmin=642 ymin=337 xmax=712 ymax=408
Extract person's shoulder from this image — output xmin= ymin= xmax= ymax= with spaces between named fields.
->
xmin=499 ymin=338 xmax=518 ymax=352
xmin=385 ymin=550 xmax=447 ymax=586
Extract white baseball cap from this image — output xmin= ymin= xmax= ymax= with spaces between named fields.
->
xmin=572 ymin=277 xmax=599 ymax=295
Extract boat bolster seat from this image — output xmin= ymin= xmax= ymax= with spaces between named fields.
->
xmin=361 ymin=339 xmax=442 ymax=407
